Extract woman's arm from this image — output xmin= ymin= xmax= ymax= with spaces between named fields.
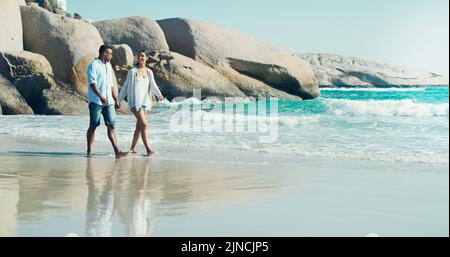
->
xmin=148 ymin=69 xmax=163 ymax=100
xmin=118 ymin=70 xmax=132 ymax=102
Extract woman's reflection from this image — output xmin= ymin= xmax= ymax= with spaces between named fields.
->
xmin=127 ymin=158 xmax=161 ymax=237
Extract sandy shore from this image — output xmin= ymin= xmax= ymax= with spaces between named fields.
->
xmin=0 ymin=135 xmax=448 ymax=237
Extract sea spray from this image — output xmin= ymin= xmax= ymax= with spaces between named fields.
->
xmin=168 ymin=90 xmax=279 ymax=143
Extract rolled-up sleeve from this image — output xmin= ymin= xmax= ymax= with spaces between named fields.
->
xmin=87 ymin=63 xmax=97 ymax=85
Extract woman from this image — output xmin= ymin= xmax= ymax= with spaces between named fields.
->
xmin=118 ymin=50 xmax=164 ymax=156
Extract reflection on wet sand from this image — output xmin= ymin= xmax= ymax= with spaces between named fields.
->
xmin=84 ymin=158 xmax=282 ymax=237
xmin=123 ymin=158 xmax=161 ymax=237
xmin=0 ymin=175 xmax=19 ymax=236
xmin=0 ymin=155 xmax=282 ymax=236
xmin=85 ymin=158 xmax=119 ymax=237
xmin=86 ymin=158 xmax=162 ymax=237
xmin=1 ymin=150 xmax=448 ymax=236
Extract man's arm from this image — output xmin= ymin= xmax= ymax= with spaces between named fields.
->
xmin=108 ymin=63 xmax=120 ymax=109
xmin=87 ymin=63 xmax=107 ymax=106
xmin=90 ymin=83 xmax=108 ymax=106
xmin=112 ymin=83 xmax=120 ymax=109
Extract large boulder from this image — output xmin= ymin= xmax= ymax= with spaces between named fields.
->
xmin=0 ymin=0 xmax=23 ymax=52
xmin=157 ymin=18 xmax=319 ymax=99
xmin=0 ymin=50 xmax=88 ymax=115
xmin=0 ymin=74 xmax=33 ymax=115
xmin=14 ymin=73 xmax=88 ymax=115
xmin=299 ymin=53 xmax=450 ymax=87
xmin=110 ymin=44 xmax=134 ymax=87
xmin=111 ymin=44 xmax=134 ymax=67
xmin=94 ymin=16 xmax=169 ymax=54
xmin=148 ymin=52 xmax=245 ymax=100
xmin=219 ymin=65 xmax=300 ymax=99
xmin=0 ymin=51 xmax=53 ymax=80
xmin=20 ymin=5 xmax=104 ymax=96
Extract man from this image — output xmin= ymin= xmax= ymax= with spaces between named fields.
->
xmin=86 ymin=45 xmax=128 ymax=159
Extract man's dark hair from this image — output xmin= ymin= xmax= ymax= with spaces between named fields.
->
xmin=99 ymin=45 xmax=112 ymax=56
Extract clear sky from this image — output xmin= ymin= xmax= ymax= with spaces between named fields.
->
xmin=68 ymin=0 xmax=449 ymax=77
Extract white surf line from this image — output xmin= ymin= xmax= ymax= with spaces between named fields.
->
xmin=156 ymin=155 xmax=270 ymax=166
xmin=0 ymin=173 xmax=89 ymax=183
xmin=321 ymin=87 xmax=426 ymax=92
xmin=0 ymin=173 xmax=20 ymax=178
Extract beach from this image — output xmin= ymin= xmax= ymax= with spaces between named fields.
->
xmin=0 ymin=134 xmax=448 ymax=237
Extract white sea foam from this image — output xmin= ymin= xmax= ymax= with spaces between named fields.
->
xmin=323 ymin=99 xmax=449 ymax=117
xmin=254 ymin=144 xmax=450 ymax=165
xmin=168 ymin=109 xmax=319 ymax=128
xmin=1 ymin=93 xmax=448 ymax=165
xmin=321 ymin=87 xmax=427 ymax=92
xmin=158 ymin=97 xmax=256 ymax=107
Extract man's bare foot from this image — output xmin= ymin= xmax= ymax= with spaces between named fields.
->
xmin=115 ymin=151 xmax=129 ymax=159
xmin=86 ymin=152 xmax=93 ymax=158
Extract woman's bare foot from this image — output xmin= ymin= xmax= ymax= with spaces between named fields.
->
xmin=86 ymin=152 xmax=93 ymax=158
xmin=145 ymin=149 xmax=155 ymax=157
xmin=129 ymin=149 xmax=138 ymax=154
xmin=115 ymin=151 xmax=129 ymax=159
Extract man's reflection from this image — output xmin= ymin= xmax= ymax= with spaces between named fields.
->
xmin=85 ymin=158 xmax=161 ymax=237
xmin=85 ymin=158 xmax=119 ymax=237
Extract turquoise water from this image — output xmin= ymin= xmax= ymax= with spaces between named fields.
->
xmin=321 ymin=87 xmax=448 ymax=103
xmin=152 ymin=86 xmax=449 ymax=164
xmin=0 ymin=87 xmax=448 ymax=166
xmin=279 ymin=87 xmax=449 ymax=114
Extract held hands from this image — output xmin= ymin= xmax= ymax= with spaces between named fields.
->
xmin=100 ymin=96 xmax=121 ymax=110
xmin=115 ymin=100 xmax=121 ymax=110
xmin=158 ymin=96 xmax=165 ymax=101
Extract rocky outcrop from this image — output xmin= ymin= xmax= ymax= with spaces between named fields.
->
xmin=0 ymin=51 xmax=53 ymax=80
xmin=111 ymin=44 xmax=134 ymax=67
xmin=109 ymin=44 xmax=134 ymax=89
xmin=157 ymin=18 xmax=319 ymax=99
xmin=223 ymin=59 xmax=303 ymax=99
xmin=20 ymin=5 xmax=104 ymax=96
xmin=14 ymin=73 xmax=88 ymax=115
xmin=0 ymin=50 xmax=87 ymax=115
xmin=0 ymin=0 xmax=23 ymax=52
xmin=74 ymin=13 xmax=82 ymax=20
xmin=299 ymin=53 xmax=449 ymax=87
xmin=148 ymin=52 xmax=246 ymax=100
xmin=94 ymin=16 xmax=169 ymax=54
xmin=0 ymin=74 xmax=34 ymax=115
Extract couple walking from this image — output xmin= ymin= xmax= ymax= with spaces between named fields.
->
xmin=86 ymin=45 xmax=164 ymax=159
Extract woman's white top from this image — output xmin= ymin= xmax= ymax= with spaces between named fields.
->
xmin=118 ymin=67 xmax=163 ymax=111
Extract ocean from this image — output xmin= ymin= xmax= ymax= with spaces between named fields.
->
xmin=0 ymin=87 xmax=448 ymax=167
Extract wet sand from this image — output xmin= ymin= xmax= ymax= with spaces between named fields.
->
xmin=0 ymin=136 xmax=448 ymax=237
